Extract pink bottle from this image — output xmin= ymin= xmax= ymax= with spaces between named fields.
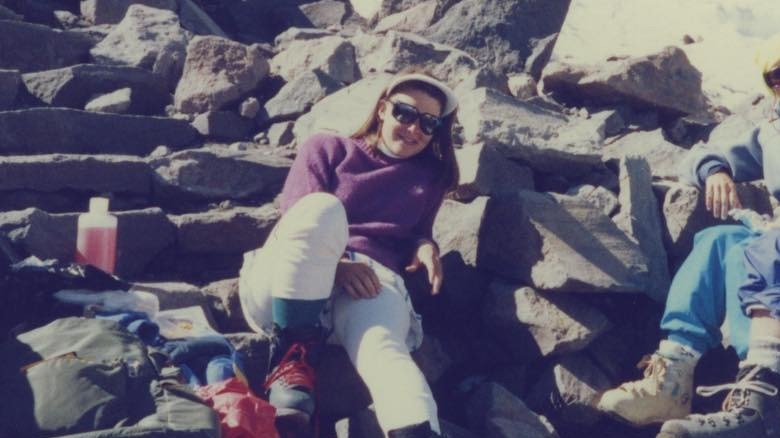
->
xmin=75 ymin=197 xmax=118 ymax=274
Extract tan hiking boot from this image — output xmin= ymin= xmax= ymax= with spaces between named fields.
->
xmin=597 ymin=351 xmax=695 ymax=426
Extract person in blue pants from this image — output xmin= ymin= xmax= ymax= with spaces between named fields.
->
xmin=598 ymin=34 xmax=780 ymax=433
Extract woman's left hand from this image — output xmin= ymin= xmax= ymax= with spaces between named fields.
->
xmin=405 ymin=240 xmax=443 ymax=295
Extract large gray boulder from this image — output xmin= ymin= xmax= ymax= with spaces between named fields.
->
xmin=374 ymin=0 xmax=438 ymax=34
xmin=458 ymin=87 xmax=603 ymax=177
xmin=0 ymin=154 xmax=152 ymax=195
xmin=150 ymin=148 xmax=291 ymax=202
xmin=21 ymin=64 xmax=170 ymax=115
xmin=271 ymin=35 xmax=358 ymax=84
xmin=0 ymin=108 xmax=198 ymax=155
xmin=543 ymin=46 xmax=709 ymax=118
xmin=484 ymin=281 xmax=612 ymax=360
xmin=0 ymin=20 xmax=92 ymax=73
xmin=466 ymin=382 xmax=559 ymax=438
xmin=299 ymin=0 xmax=347 ymax=28
xmin=422 ymin=0 xmax=571 ymax=74
xmin=175 ymin=36 xmax=269 ymax=114
xmin=191 ymin=111 xmax=256 ymax=141
xmin=170 ymin=204 xmax=279 ymax=255
xmin=293 ymin=73 xmax=390 ymax=142
xmin=90 ymin=4 xmax=188 ymax=88
xmin=85 ymin=88 xmax=134 ymax=114
xmin=81 ymin=0 xmax=178 ymax=24
xmin=613 ymin=156 xmax=671 ymax=302
xmin=262 ymin=69 xmax=343 ymax=123
xmin=0 ymin=69 xmax=20 ymax=109
xmin=433 ymin=197 xmax=489 ymax=269
xmin=601 ymin=129 xmax=688 ymax=180
xmin=453 ymin=143 xmax=535 ymax=202
xmin=0 ymin=207 xmax=175 ymax=278
xmin=480 ymin=191 xmax=650 ymax=293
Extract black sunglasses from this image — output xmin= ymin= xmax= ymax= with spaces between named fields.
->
xmin=764 ymin=67 xmax=780 ymax=87
xmin=389 ymin=101 xmax=442 ymax=135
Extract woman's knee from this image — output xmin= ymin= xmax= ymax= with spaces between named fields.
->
xmin=279 ymin=193 xmax=348 ymax=247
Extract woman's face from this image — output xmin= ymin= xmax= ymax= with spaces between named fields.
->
xmin=377 ymin=88 xmax=442 ymax=159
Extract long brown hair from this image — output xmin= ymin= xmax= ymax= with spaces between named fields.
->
xmin=351 ymin=70 xmax=460 ymax=192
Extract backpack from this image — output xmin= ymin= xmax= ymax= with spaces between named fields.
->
xmin=0 ymin=317 xmax=221 ymax=438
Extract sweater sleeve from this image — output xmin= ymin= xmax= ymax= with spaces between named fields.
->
xmin=412 ymin=183 xmax=447 ymax=249
xmin=279 ymin=134 xmax=343 ymax=213
xmin=679 ymin=125 xmax=764 ymax=188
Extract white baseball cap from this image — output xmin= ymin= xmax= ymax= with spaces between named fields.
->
xmin=385 ymin=73 xmax=459 ymax=116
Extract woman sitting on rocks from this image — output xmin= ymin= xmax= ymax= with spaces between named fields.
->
xmin=598 ymin=35 xmax=780 ymax=438
xmin=237 ymin=69 xmax=459 ymax=438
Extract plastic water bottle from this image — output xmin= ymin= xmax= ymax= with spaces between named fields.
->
xmin=75 ymin=197 xmax=118 ymax=274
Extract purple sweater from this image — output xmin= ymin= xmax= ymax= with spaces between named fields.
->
xmin=280 ymin=133 xmax=448 ymax=274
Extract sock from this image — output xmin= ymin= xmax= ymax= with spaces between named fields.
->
xmin=744 ymin=336 xmax=780 ymax=375
xmin=659 ymin=339 xmax=703 ymax=363
xmin=272 ymin=297 xmax=327 ymax=329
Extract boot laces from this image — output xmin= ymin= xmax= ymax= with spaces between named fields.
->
xmin=263 ymin=342 xmax=316 ymax=391
xmin=696 ymin=367 xmax=778 ymax=413
xmin=617 ymin=354 xmax=669 ymax=394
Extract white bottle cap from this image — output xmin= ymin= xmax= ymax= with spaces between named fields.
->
xmin=89 ymin=197 xmax=110 ymax=214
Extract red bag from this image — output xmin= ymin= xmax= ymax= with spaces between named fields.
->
xmin=196 ymin=377 xmax=279 ymax=438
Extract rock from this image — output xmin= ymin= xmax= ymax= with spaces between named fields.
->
xmin=484 ymin=281 xmax=611 ymax=360
xmin=601 ymin=129 xmax=688 ymax=179
xmin=201 ymin=1 xmax=309 ymax=44
xmin=543 ymin=46 xmax=709 ymax=118
xmin=261 ymin=69 xmax=343 ymax=123
xmin=527 ymin=354 xmax=612 ymax=428
xmin=566 ymin=185 xmax=618 ymax=217
xmin=0 ymin=108 xmax=198 ymax=154
xmin=0 ymin=5 xmax=23 ymax=21
xmin=458 ymin=87 xmax=603 ymax=178
xmin=175 ymin=36 xmax=270 ymax=114
xmin=353 ymin=31 xmax=483 ymax=93
xmin=273 ymin=27 xmax=335 ymax=51
xmin=150 ymin=148 xmax=291 ymax=203
xmin=293 ymin=73 xmax=389 ymax=142
xmin=453 ymin=143 xmax=535 ymax=201
xmin=192 ymin=111 xmax=256 ymax=141
xmin=376 ymin=0 xmax=431 ymax=19
xmin=318 ymin=346 xmax=372 ymax=418
xmin=433 ymin=197 xmax=489 ymax=269
xmin=0 ymin=207 xmax=175 ymax=278
xmin=90 ymin=5 xmax=188 ymax=73
xmin=85 ymin=88 xmax=133 ymax=113
xmin=0 ymin=154 xmax=152 ymax=195
xmin=80 ymin=0 xmax=178 ymax=25
xmin=239 ymin=97 xmax=260 ymax=119
xmin=480 ymin=191 xmax=650 ymax=293
xmin=178 ymin=0 xmax=228 ymax=37
xmin=267 ymin=121 xmax=296 ymax=147
xmin=170 ymin=204 xmax=279 ymax=255
xmin=0 ymin=20 xmax=92 ymax=73
xmin=271 ymin=35 xmax=358 ymax=84
xmin=21 ymin=64 xmax=170 ymax=115
xmin=299 ymin=0 xmax=346 ymax=28
xmin=613 ymin=156 xmax=671 ymax=302
xmin=374 ymin=0 xmax=438 ymax=34
xmin=526 ymin=33 xmax=558 ymax=80
xmin=202 ymin=278 xmax=250 ymax=333
xmin=130 ymin=281 xmax=213 ymax=315
xmin=466 ymin=381 xmax=558 ymax=438
xmin=507 ymin=73 xmax=537 ymax=100
xmin=411 ymin=333 xmax=454 ymax=385
xmin=422 ymin=0 xmax=571 ymax=74
xmin=0 ymin=69 xmax=20 ymax=110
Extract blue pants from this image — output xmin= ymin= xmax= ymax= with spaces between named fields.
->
xmin=661 ymin=225 xmax=759 ymax=359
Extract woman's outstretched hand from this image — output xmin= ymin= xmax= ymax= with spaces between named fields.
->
xmin=406 ymin=240 xmax=443 ymax=295
xmin=335 ymin=259 xmax=381 ymax=299
xmin=705 ymin=171 xmax=742 ymax=220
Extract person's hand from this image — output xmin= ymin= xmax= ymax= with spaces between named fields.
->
xmin=405 ymin=240 xmax=443 ymax=295
xmin=335 ymin=259 xmax=381 ymax=299
xmin=705 ymin=171 xmax=742 ymax=220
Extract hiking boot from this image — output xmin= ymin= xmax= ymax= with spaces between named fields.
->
xmin=264 ymin=326 xmax=322 ymax=435
xmin=388 ymin=421 xmax=443 ymax=438
xmin=657 ymin=366 xmax=780 ymax=438
xmin=597 ymin=349 xmax=696 ymax=425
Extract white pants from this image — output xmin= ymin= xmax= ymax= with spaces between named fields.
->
xmin=238 ymin=193 xmax=439 ymax=434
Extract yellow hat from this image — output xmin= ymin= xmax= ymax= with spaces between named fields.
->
xmin=755 ymin=34 xmax=780 ymax=93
